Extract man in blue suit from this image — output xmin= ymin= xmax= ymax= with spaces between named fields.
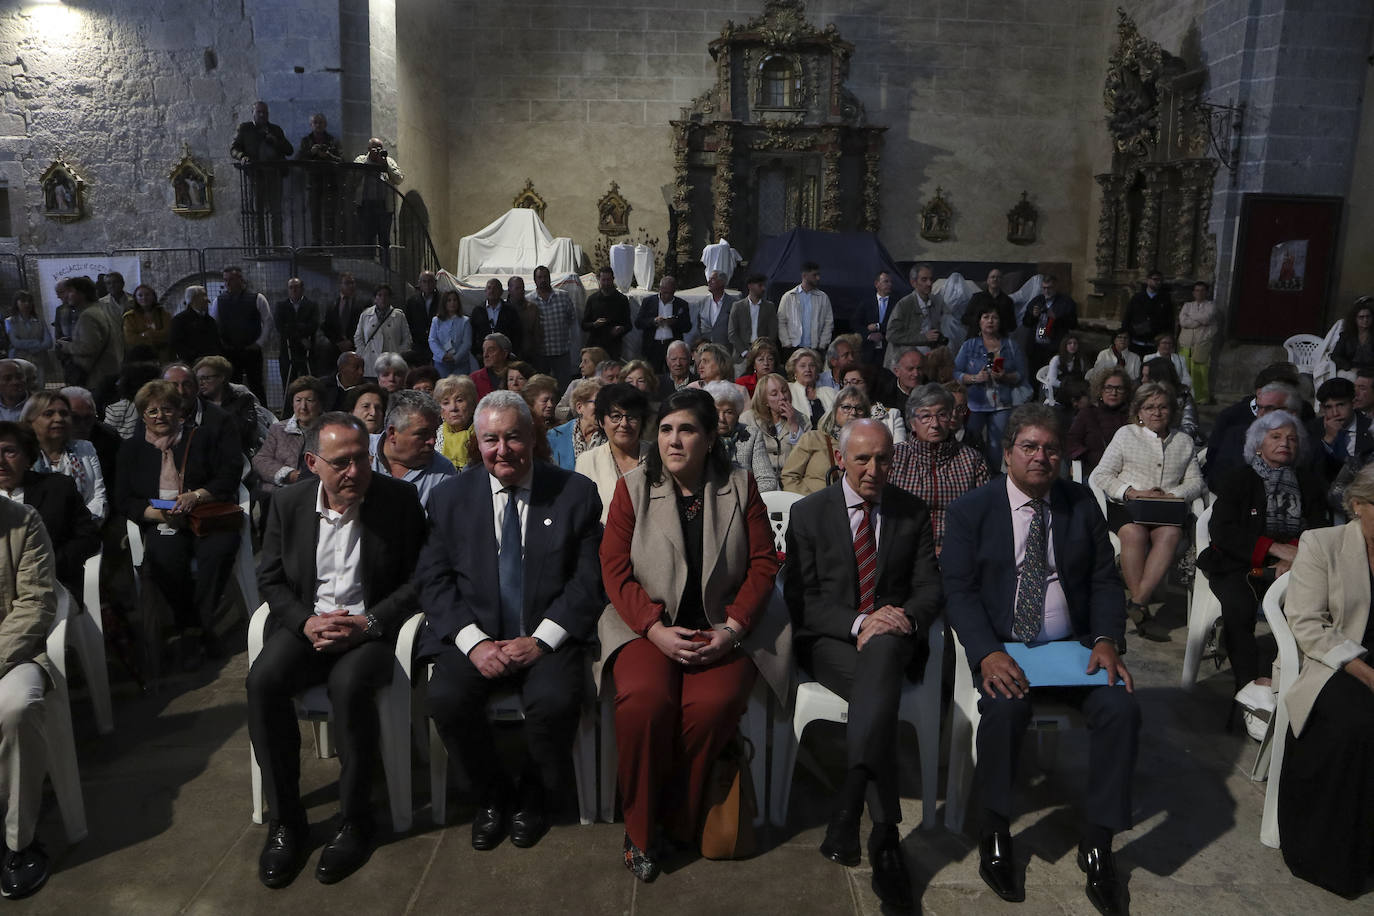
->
xmin=942 ymin=403 xmax=1138 ymax=916
xmin=416 ymin=390 xmax=603 ymax=852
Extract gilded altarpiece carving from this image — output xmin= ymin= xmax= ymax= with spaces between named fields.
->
xmin=1091 ymin=10 xmax=1218 ymax=320
xmin=670 ymin=0 xmax=884 ymax=279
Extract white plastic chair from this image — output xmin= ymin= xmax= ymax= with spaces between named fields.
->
xmin=944 ymin=632 xmax=1084 ymax=833
xmin=1181 ymin=504 xmax=1224 ymax=688
xmin=1282 ymin=334 xmax=1326 ymax=378
xmin=761 ymin=490 xmax=804 ymax=554
xmin=1070 ymin=459 xmax=1084 ymax=483
xmin=1313 ymin=319 xmax=1343 ymax=388
xmin=247 ymin=603 xmax=422 ymax=834
xmin=1260 ymin=572 xmax=1295 ymax=849
xmin=1086 ymin=474 xmax=1121 ymax=556
xmin=770 ymin=619 xmax=945 ymax=830
xmin=428 ymin=676 xmax=598 ymax=827
xmin=45 ymin=596 xmax=89 ymax=843
xmin=53 ymin=553 xmax=112 ymax=735
xmin=1035 ymin=365 xmax=1055 ymax=406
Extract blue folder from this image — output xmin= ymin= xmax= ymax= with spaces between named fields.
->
xmin=1003 ymin=641 xmax=1118 ymax=687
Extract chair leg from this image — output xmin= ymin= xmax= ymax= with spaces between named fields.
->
xmin=1260 ymin=708 xmax=1288 ymax=848
xmin=250 ymin=742 xmax=265 ymax=825
xmin=598 ymin=681 xmax=616 ymax=824
xmin=944 ymin=657 xmax=979 ymax=834
xmin=313 ymin=719 xmax=335 ymax=758
xmin=573 ymin=705 xmax=596 ymax=825
xmin=740 ymin=686 xmax=768 ymax=828
xmin=70 ymin=610 xmax=114 ymax=735
xmin=428 ymin=720 xmax=449 ymax=827
xmin=376 ymin=683 xmax=412 ymax=834
xmin=44 ymin=685 xmax=88 ymax=843
xmin=768 ymin=694 xmax=794 ymax=828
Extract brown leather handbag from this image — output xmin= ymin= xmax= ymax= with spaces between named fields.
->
xmin=189 ymin=500 xmax=245 ymax=536
xmin=698 ymin=733 xmax=758 ymax=860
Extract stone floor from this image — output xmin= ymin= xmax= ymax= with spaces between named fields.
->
xmin=12 ymin=582 xmax=1372 ymax=916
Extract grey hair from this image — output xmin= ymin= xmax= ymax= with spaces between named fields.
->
xmin=373 ymin=351 xmax=408 ymax=376
xmin=58 ymin=385 xmax=95 ymax=409
xmin=696 ymin=343 xmax=732 ymax=376
xmin=303 ymin=412 xmax=368 ymax=454
xmin=337 ymin=351 xmax=363 ymax=370
xmin=1242 ymin=409 xmax=1307 ymax=463
xmin=837 ymin=417 xmax=891 ymax=457
xmin=184 ymin=285 xmax=207 ymax=305
xmin=484 ymin=332 xmax=512 ymax=353
xmin=703 ymin=380 xmax=745 ymax=414
xmin=666 ymin=339 xmax=692 ymax=359
xmin=1001 ymin=403 xmax=1063 ymax=452
xmin=1342 ymin=462 xmax=1374 ymax=516
xmin=384 ymin=388 xmax=441 ymax=434
xmin=905 ymin=382 xmax=954 ymax=421
xmin=474 ymin=389 xmax=533 ymax=434
xmin=1257 ymin=381 xmax=1302 ymax=414
xmin=596 ymin=359 xmax=625 ymax=375
xmin=9 ymin=359 xmax=37 ymax=391
xmin=909 ymin=262 xmax=933 ymax=280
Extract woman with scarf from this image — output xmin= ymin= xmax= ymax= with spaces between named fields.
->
xmin=1092 ymin=330 xmax=1141 ymax=381
xmin=21 ymin=390 xmax=105 ymax=522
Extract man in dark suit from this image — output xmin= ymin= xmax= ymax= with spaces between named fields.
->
xmin=634 ymin=275 xmax=691 ymax=372
xmin=274 ymin=277 xmax=318 ymax=390
xmin=855 ymin=270 xmax=897 ymax=367
xmin=0 ymin=423 xmax=99 ymax=597
xmin=942 ymin=404 xmax=1138 ymax=915
xmin=965 ymin=268 xmax=1016 ymax=340
xmin=248 ymin=412 xmax=428 ymax=888
xmin=784 ymin=419 xmax=942 ymax=912
xmin=230 ymin=101 xmax=294 ymax=246
xmin=691 ymin=270 xmax=735 ymax=349
xmin=417 ymin=390 xmax=602 ymax=852
xmin=468 ymin=278 xmax=524 ymax=360
xmin=1021 ymin=274 xmax=1078 ymax=376
xmin=317 ymin=273 xmax=366 ymax=377
xmin=403 ymin=270 xmax=441 ymax=367
xmin=319 ymin=352 xmax=365 ymax=413
xmin=1120 ymin=270 xmax=1172 ymax=357
xmin=581 ymin=267 xmax=632 ymax=359
xmin=726 ymin=273 xmax=779 ymax=372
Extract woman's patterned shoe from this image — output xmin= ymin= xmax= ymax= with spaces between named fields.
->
xmin=623 ymin=832 xmax=660 ymax=883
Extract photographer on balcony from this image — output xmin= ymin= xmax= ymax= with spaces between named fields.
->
xmin=351 ymin=139 xmax=405 ymax=270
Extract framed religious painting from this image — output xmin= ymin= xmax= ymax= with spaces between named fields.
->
xmin=169 ymin=145 xmax=214 ymax=217
xmin=1229 ymin=194 xmax=1342 ymax=342
xmin=39 ymin=159 xmax=84 ymax=221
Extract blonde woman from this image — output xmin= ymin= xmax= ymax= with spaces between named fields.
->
xmin=780 ymin=385 xmax=870 ymax=496
xmin=741 ymin=372 xmax=808 ymax=476
xmin=434 ymin=374 xmax=477 ymax=469
xmin=785 ymin=347 xmax=834 ymax=428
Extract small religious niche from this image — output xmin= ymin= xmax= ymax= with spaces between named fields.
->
xmin=920 ymin=187 xmax=952 ymax=242
xmin=597 ymin=181 xmax=631 ymax=236
xmin=39 ymin=158 xmax=84 ymax=221
xmin=1007 ymin=192 xmax=1037 ymax=245
xmin=169 ymin=145 xmax=214 ymax=217
xmin=512 ymin=178 xmax=547 ymax=220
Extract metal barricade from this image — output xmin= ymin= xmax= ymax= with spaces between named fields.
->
xmin=110 ymin=248 xmax=206 ymax=316
xmin=0 ymin=252 xmax=24 ymax=307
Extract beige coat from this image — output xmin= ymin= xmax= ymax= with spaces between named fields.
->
xmin=574 ymin=440 xmax=651 ymax=523
xmin=1283 ymin=522 xmax=1372 ymax=736
xmin=593 ymin=466 xmax=792 ymax=703
xmin=0 ymin=500 xmax=57 ymax=689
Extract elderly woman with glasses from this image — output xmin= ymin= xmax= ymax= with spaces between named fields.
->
xmin=117 ymin=380 xmax=242 ymax=665
xmin=252 ymin=376 xmax=326 ymax=497
xmin=574 ymin=383 xmax=652 ymax=523
xmin=1068 ymin=369 xmax=1134 ymax=475
xmin=1090 ymin=382 xmax=1205 ymax=641
xmin=703 ymin=379 xmax=778 ymax=492
xmin=548 ymin=378 xmax=606 ymax=471
xmin=889 ymin=383 xmax=989 ymax=553
xmin=780 ymin=385 xmax=870 ymax=496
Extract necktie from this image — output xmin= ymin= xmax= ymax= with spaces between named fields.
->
xmin=499 ymin=487 xmax=524 ymax=639
xmin=1013 ymin=498 xmax=1047 ymax=642
xmin=854 ymin=502 xmax=877 ymax=617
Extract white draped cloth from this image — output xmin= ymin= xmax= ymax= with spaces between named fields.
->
xmin=610 ymin=243 xmax=636 ymax=292
xmin=633 ymin=244 xmax=655 ymax=291
xmin=701 ymin=239 xmax=742 ymax=280
xmin=455 ymin=208 xmax=584 ymax=278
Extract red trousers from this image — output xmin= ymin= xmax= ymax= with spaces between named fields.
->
xmin=612 ymin=638 xmax=756 ymax=850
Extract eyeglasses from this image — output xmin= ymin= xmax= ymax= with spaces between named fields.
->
xmin=309 ymin=452 xmax=368 ymax=473
xmin=1014 ymin=442 xmax=1060 ymax=458
xmin=1139 ymin=404 xmax=1170 ymax=414
xmin=142 ymin=406 xmax=178 ymax=418
xmin=195 ymin=374 xmax=223 ymax=383
xmin=912 ymin=410 xmax=952 ymax=425
xmin=836 ymin=404 xmax=865 ymax=415
xmin=606 ymin=412 xmax=641 ymax=426
xmin=1102 ymin=384 xmax=1127 ymax=393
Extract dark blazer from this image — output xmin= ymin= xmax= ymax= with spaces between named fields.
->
xmin=965 ymin=290 xmax=1017 ymax=337
xmin=784 ymin=482 xmax=943 ymax=655
xmin=169 ymin=308 xmax=223 ymax=365
xmin=634 ymin=296 xmax=691 ymax=367
xmin=273 ymin=296 xmax=319 ymax=363
xmin=319 ymin=375 xmax=354 ymax=412
xmin=321 ymin=296 xmax=365 ymax=346
xmin=854 ymin=295 xmax=897 ymax=365
xmin=468 ymin=302 xmax=524 ymax=359
xmin=257 ymin=475 xmax=427 ymax=642
xmin=727 ymin=297 xmax=780 ymax=366
xmin=581 ymin=289 xmax=633 ymax=358
xmin=21 ymin=470 xmax=99 ymax=590
xmin=230 ymin=120 xmax=293 ymax=163
xmin=403 ymin=293 xmax=440 ymax=354
xmin=942 ymin=477 xmax=1125 ymax=672
xmin=416 ymin=463 xmax=603 ymax=656
xmin=1022 ymin=293 xmax=1078 ymax=350
xmin=1197 ymin=464 xmax=1329 ymax=579
xmin=693 ymin=294 xmax=736 ymax=347
xmin=115 ymin=421 xmax=242 ymax=524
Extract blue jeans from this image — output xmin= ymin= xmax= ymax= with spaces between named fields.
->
xmin=966 ymin=407 xmax=1010 ymax=472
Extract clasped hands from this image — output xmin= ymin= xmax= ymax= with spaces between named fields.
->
xmin=470 ymin=637 xmax=544 ymax=678
xmin=857 ymin=605 xmax=911 ymax=651
xmin=979 ymin=641 xmax=1133 ymax=700
xmin=304 ymin=609 xmax=369 ymax=653
xmin=648 ymin=618 xmax=742 ymax=667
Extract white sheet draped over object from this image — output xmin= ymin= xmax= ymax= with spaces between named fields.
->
xmin=455 ymin=208 xmax=584 ymax=278
xmin=610 ymin=243 xmax=636 ymax=292
xmin=701 ymin=239 xmax=742 ymax=280
xmin=633 ymin=244 xmax=655 ymax=292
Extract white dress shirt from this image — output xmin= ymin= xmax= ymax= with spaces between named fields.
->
xmin=1005 ymin=477 xmax=1070 ymax=642
xmin=314 ymin=484 xmax=365 ymax=617
xmin=454 ymin=470 xmax=570 ymax=655
xmin=655 ymin=297 xmax=674 ymax=340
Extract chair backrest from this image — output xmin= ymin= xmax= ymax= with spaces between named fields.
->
xmin=1035 ymin=365 xmax=1056 ymax=406
xmin=1261 ymin=571 xmax=1299 ymax=698
xmin=1282 ymin=334 xmax=1325 ymax=373
xmin=761 ymin=490 xmax=804 ymax=553
xmin=1194 ymin=502 xmax=1213 ymax=554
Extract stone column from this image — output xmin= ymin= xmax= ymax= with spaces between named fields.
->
xmin=819 ymin=128 xmax=841 ymax=232
xmin=1094 ymin=173 xmax=1122 ymax=280
xmin=861 ymin=131 xmax=883 ymax=233
xmin=712 ymin=123 xmax=735 ymax=244
xmin=1137 ymin=166 xmax=1168 ymax=273
xmin=1172 ymin=166 xmax=1201 ymax=279
xmin=671 ymin=122 xmax=694 ymax=268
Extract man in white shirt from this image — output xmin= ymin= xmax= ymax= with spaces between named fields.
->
xmin=778 ymin=261 xmax=834 ymax=355
xmin=727 ymin=273 xmax=779 ymax=373
xmin=417 ymin=390 xmax=603 ymax=852
xmin=691 ymin=270 xmax=736 ymax=349
xmin=249 ymin=412 xmax=429 ymax=888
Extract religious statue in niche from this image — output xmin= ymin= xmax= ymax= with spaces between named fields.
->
xmin=39 ymin=159 xmax=84 ymax=221
xmin=512 ymin=178 xmax=547 ymax=221
xmin=920 ymin=187 xmax=952 ymax=242
xmin=1007 ymin=192 xmax=1037 ymax=245
xmin=169 ymin=145 xmax=214 ymax=217
xmin=597 ymin=182 xmax=631 ymax=236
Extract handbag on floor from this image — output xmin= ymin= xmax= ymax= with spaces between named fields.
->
xmin=699 ymin=733 xmax=757 ymax=860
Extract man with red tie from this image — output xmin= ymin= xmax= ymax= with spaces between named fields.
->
xmin=783 ymin=419 xmax=942 ymax=912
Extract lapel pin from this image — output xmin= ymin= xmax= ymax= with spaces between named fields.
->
xmin=543 ymin=517 xmax=552 ymax=526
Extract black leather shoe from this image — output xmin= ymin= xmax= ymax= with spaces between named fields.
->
xmin=315 ymin=820 xmax=373 ymax=885
xmin=819 ymin=808 xmax=861 ymax=866
xmin=978 ymin=830 xmax=1024 ymax=902
xmin=471 ymin=796 xmax=507 ymax=851
xmin=868 ymin=825 xmax=914 ymax=912
xmin=1077 ymin=842 xmax=1125 ymax=915
xmin=510 ymin=784 xmax=549 ymax=848
xmin=0 ymin=842 xmax=49 ymax=899
xmin=258 ymin=821 xmax=307 ymax=890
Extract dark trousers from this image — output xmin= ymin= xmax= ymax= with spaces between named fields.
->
xmin=1211 ymin=570 xmax=1270 ymax=690
xmin=611 ymin=638 xmax=755 ymax=850
xmin=975 ymin=683 xmax=1140 ymax=834
xmin=427 ymin=643 xmax=585 ymax=800
xmin=223 ymin=343 xmax=266 ymax=404
xmin=140 ymin=526 xmax=238 ymax=633
xmin=246 ymin=627 xmax=395 ymax=826
xmin=800 ymin=633 xmax=913 ymax=825
xmin=357 ymin=202 xmax=393 ymax=269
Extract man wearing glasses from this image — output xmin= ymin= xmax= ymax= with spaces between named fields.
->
xmin=249 ymin=412 xmax=428 ymax=888
xmin=943 ymin=404 xmax=1137 ymax=915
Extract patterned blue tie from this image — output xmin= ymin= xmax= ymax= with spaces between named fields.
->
xmin=499 ymin=487 xmax=524 ymax=639
xmin=1013 ymin=498 xmax=1047 ymax=642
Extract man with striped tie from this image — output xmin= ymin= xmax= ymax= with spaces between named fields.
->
xmin=942 ymin=404 xmax=1138 ymax=916
xmin=784 ymin=419 xmax=943 ymax=912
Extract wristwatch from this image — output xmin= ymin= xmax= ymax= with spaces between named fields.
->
xmin=532 ymin=637 xmax=553 ymax=655
xmin=363 ymin=613 xmax=382 ymax=639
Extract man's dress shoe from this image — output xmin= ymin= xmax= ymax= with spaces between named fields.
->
xmin=868 ymin=825 xmax=914 ymax=912
xmin=510 ymin=789 xmax=549 ymax=848
xmin=819 ymin=809 xmax=861 ymax=866
xmin=258 ymin=820 xmax=307 ymax=889
xmin=315 ymin=820 xmax=372 ymax=885
xmin=471 ymin=798 xmax=506 ymax=851
xmin=978 ymin=830 xmax=1024 ymax=902
xmin=1078 ymin=842 xmax=1125 ymax=915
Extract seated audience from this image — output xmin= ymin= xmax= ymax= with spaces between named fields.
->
xmin=575 ymin=383 xmax=651 ymax=523
xmin=688 ymin=343 xmax=746 ymax=403
xmin=253 ymin=376 xmax=324 ymax=498
xmin=520 ymin=374 xmax=560 ymax=432
xmin=116 ymin=380 xmax=241 ymax=664
xmin=370 ymin=389 xmax=455 ymax=507
xmin=1197 ymin=411 xmax=1328 ymax=721
xmin=733 ymin=338 xmax=780 ymax=397
xmin=657 ymin=340 xmax=694 ymax=399
xmin=1276 ymin=463 xmax=1374 ymax=897
xmin=1093 ymin=331 xmax=1141 ymax=381
xmin=1139 ymin=357 xmax=1201 ymax=444
xmin=742 ymin=372 xmax=807 ymax=478
xmin=784 ymin=418 xmax=940 ymax=911
xmin=556 ymin=347 xmax=609 ymax=422
xmin=1044 ymin=332 xmax=1088 ymax=404
xmin=22 ymin=391 xmax=105 ymax=522
xmin=839 ymin=363 xmax=907 ymax=444
xmin=786 ymin=347 xmax=833 ymax=429
xmin=1354 ymin=368 xmax=1374 ymax=419
xmin=1308 ymin=377 xmax=1374 ymax=512
xmin=105 ymin=362 xmax=162 ymax=439
xmin=1148 ymin=333 xmax=1192 ymax=390
xmin=63 ymin=384 xmax=121 ymax=488
xmin=704 ymin=380 xmax=777 ymax=492
xmin=944 ymin=380 xmax=983 ymax=454
xmin=194 ymin=355 xmax=264 ymax=456
xmin=599 ymin=389 xmax=785 ymax=881
xmin=434 ymin=374 xmax=477 ymax=469
xmin=620 ymin=360 xmax=657 ymax=399
xmin=954 ymin=304 xmax=1026 ymax=472
xmin=547 ymin=379 xmax=605 ymax=471
xmin=1067 ymin=369 xmax=1133 ymax=475
xmin=1204 ymin=379 xmax=1303 ymax=491
xmin=1090 ymin=382 xmax=1205 ymax=641
xmin=321 ymin=352 xmax=365 ymax=412
xmin=249 ymin=413 xmax=427 ymax=888
xmin=346 ymin=383 xmax=387 ymax=435
xmin=889 ymin=384 xmax=989 ymax=552
xmin=418 ymin=391 xmax=603 ymax=854
xmin=1331 ymin=296 xmax=1374 ymax=374
xmin=404 ymin=365 xmax=438 ymax=396
xmin=597 ymin=359 xmax=625 ymax=385
xmin=0 ymin=360 xmax=26 ymax=423
xmin=921 ymin=346 xmax=954 ymax=385
xmin=473 ymin=333 xmax=512 ymax=399
xmin=818 ymin=333 xmax=862 ymax=390
xmin=373 ymin=352 xmax=407 ymax=393
xmin=505 ymin=360 xmax=535 ymax=393
xmin=781 ymin=386 xmax=869 ymax=496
